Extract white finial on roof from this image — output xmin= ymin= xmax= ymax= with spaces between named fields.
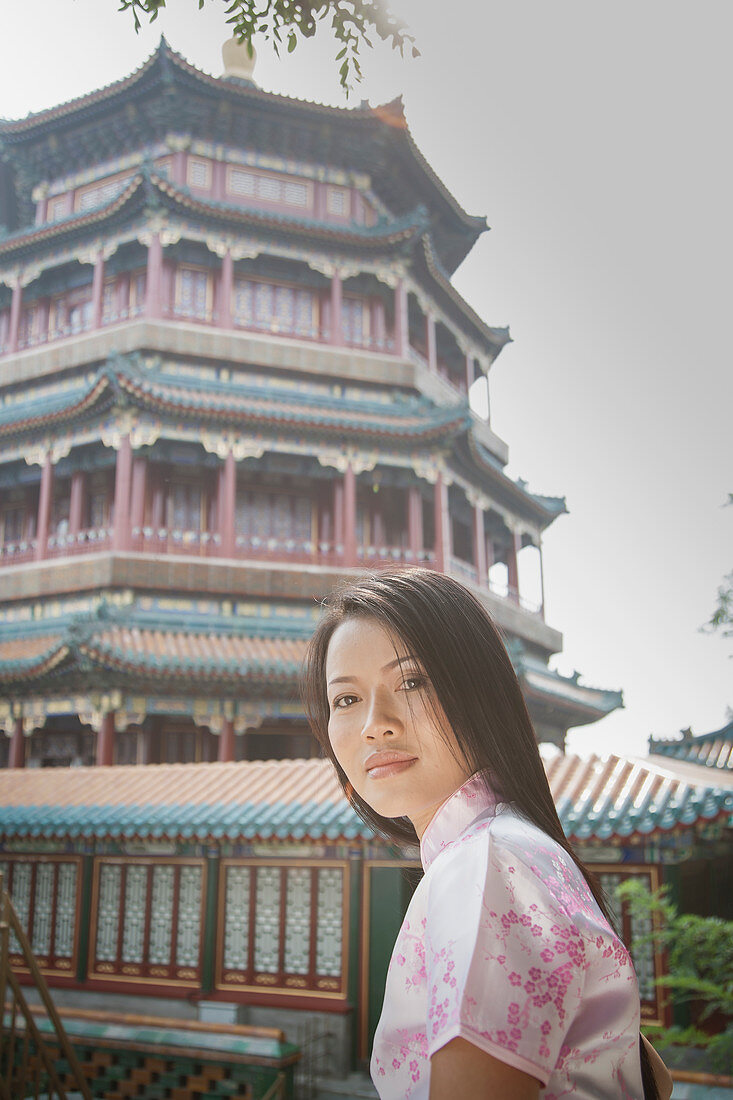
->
xmin=222 ymin=36 xmax=258 ymax=84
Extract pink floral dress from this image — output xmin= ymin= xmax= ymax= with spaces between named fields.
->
xmin=371 ymin=774 xmax=643 ymax=1098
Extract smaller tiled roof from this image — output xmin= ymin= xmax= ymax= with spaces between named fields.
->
xmin=649 ymin=721 xmax=733 ymax=772
xmin=0 ymin=753 xmax=730 ymax=845
xmin=0 ymin=634 xmax=68 ymax=682
xmin=0 ymin=758 xmax=366 ymax=842
xmin=80 ymin=627 xmax=307 ymax=684
xmin=546 ymin=752 xmax=733 ymax=840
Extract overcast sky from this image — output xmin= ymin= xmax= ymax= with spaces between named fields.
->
xmin=0 ymin=0 xmax=730 ymax=758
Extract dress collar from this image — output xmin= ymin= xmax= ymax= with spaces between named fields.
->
xmin=419 ymin=772 xmax=500 ymax=871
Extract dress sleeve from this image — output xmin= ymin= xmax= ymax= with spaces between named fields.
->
xmin=424 ymin=827 xmax=589 ymax=1085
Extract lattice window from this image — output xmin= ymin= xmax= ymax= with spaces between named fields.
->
xmin=219 ymin=862 xmax=347 ymax=994
xmin=236 ymin=490 xmax=313 ymax=544
xmin=129 ymin=271 xmax=147 ymax=316
xmin=167 ymin=480 xmax=204 ymax=533
xmin=342 ymin=297 xmax=368 ymax=346
xmin=233 ymin=278 xmax=318 ymax=337
xmin=284 ymin=868 xmax=312 ymax=975
xmin=121 ymin=864 xmax=147 ymax=964
xmin=316 ymin=867 xmax=344 ymax=977
xmin=10 ymin=863 xmax=32 ymax=955
xmin=18 ymin=304 xmax=43 ymax=348
xmin=96 ymin=864 xmax=121 ymax=962
xmin=31 ymin=863 xmax=55 ymax=957
xmin=228 ymin=167 xmax=310 ymax=209
xmin=50 ymin=291 xmax=93 ymax=338
xmin=188 ymin=158 xmax=212 ymax=190
xmin=102 ymin=280 xmax=118 ymax=324
xmin=327 ymin=186 xmax=349 ymax=216
xmin=223 ymin=866 xmax=251 ymax=972
xmin=254 ymin=867 xmax=281 ymax=974
xmin=176 ymin=865 xmax=203 ymax=969
xmin=1 ymin=504 xmax=25 ymax=544
xmin=229 ymin=168 xmax=257 ymax=197
xmin=148 ymin=866 xmax=175 ymax=966
xmin=176 ymin=267 xmax=211 ymax=321
xmin=76 ymin=176 xmax=130 ymax=212
xmin=0 ymin=857 xmax=80 ymax=973
xmin=91 ymin=859 xmax=205 ymax=985
xmin=54 ymin=863 xmax=77 ymax=960
xmin=597 ymin=868 xmax=664 ymax=1023
xmin=283 ymin=180 xmax=309 ymax=207
xmin=47 ymin=194 xmax=71 ymax=221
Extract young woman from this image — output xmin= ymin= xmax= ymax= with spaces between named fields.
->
xmin=302 ymin=568 xmax=671 ymax=1099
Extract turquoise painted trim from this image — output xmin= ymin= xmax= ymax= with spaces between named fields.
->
xmin=0 ymin=798 xmax=370 ymax=842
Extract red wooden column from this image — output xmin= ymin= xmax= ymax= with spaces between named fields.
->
xmin=408 ymin=486 xmax=423 ymax=563
xmin=151 ymin=477 xmax=164 ymax=534
xmin=219 ymin=248 xmax=234 ymax=328
xmin=68 ymin=470 xmax=86 ymax=539
xmin=485 ymin=534 xmax=495 ymax=590
xmin=8 ymin=717 xmax=25 ymax=769
xmin=171 ymin=150 xmax=187 ymax=185
xmin=8 ymin=280 xmax=23 ymax=354
xmin=432 ymin=472 xmax=450 ymax=573
xmin=473 ymin=503 xmax=487 ymax=589
xmin=425 ymin=311 xmax=437 ymax=371
xmin=465 ymin=353 xmax=475 ymax=395
xmin=35 ymin=454 xmax=54 ymax=561
xmin=218 ymin=717 xmax=235 ymax=763
xmin=220 ymin=450 xmax=236 ymax=558
xmin=394 ymin=279 xmax=408 ymax=358
xmin=329 ymin=270 xmax=343 ymax=346
xmin=112 ymin=435 xmax=133 ymax=551
xmin=506 ymin=529 xmax=521 ymax=603
xmin=91 ymin=249 xmax=105 ymax=329
xmin=333 ymin=479 xmax=344 ymax=555
xmin=129 ymin=455 xmax=148 ymax=549
xmin=343 ymin=462 xmax=357 ymax=566
xmin=538 ymin=540 xmax=546 ymax=619
xmin=145 ymin=231 xmax=163 ymax=319
xmin=96 ymin=711 xmax=116 ymax=766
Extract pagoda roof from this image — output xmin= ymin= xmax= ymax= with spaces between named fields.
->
xmin=0 ymin=169 xmax=505 ymax=357
xmin=0 ymin=355 xmax=470 ymax=447
xmin=0 ymin=353 xmax=565 ymax=528
xmin=0 ymin=609 xmax=618 ymax=730
xmin=460 ymin=435 xmax=568 ymax=527
xmin=513 ymin=648 xmax=623 ymax=726
xmin=0 ymin=169 xmax=429 ymax=261
xmin=0 ymin=751 xmax=729 ymax=846
xmin=648 ymin=720 xmax=733 ymax=772
xmin=0 ymin=39 xmax=485 ymax=273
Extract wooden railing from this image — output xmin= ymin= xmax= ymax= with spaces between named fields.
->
xmin=0 ymin=872 xmax=91 ymax=1100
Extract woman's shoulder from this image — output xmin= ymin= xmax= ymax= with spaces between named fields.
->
xmin=432 ymin=804 xmax=609 ymax=931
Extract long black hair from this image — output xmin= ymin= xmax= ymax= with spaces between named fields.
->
xmin=302 ymin=567 xmax=658 ymax=1098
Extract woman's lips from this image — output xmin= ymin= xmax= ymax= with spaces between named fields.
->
xmin=365 ymin=752 xmax=418 ymax=780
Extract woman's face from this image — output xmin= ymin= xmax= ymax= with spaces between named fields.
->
xmin=325 ymin=616 xmax=473 ymax=838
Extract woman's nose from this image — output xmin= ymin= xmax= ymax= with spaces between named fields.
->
xmin=361 ymin=693 xmax=400 ymax=741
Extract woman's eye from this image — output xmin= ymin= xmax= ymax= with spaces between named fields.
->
xmin=400 ymin=675 xmax=424 ymax=692
xmin=333 ymin=694 xmax=358 ymax=709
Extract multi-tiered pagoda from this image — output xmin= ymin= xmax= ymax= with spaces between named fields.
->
xmin=0 ymin=38 xmax=620 ymax=771
xmin=4 ymin=41 xmax=686 ymax=1077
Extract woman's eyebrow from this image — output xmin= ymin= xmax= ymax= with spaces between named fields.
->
xmin=381 ymin=655 xmax=418 ymax=672
xmin=327 ymin=655 xmax=419 ymax=687
xmin=327 ymin=675 xmax=356 ymax=687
